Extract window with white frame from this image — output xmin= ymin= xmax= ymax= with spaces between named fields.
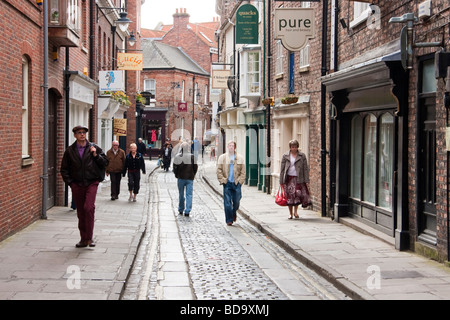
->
xmin=204 ymin=84 xmax=208 ymax=105
xmin=22 ymin=56 xmax=30 ymax=158
xmin=181 ymin=80 xmax=185 ymax=101
xmin=275 ymin=40 xmax=284 ymax=76
xmin=299 ymin=41 xmax=310 ymax=69
xmin=144 ymin=79 xmax=156 ymax=98
xmin=350 ymin=1 xmax=370 ymax=29
xmin=194 ymin=82 xmax=199 ymax=104
xmin=67 ymin=0 xmax=81 ymax=31
xmin=301 ymin=1 xmax=311 ymax=8
xmin=240 ymin=49 xmax=260 ymax=96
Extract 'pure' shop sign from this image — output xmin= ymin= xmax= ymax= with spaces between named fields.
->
xmin=274 ymin=8 xmax=315 ymax=51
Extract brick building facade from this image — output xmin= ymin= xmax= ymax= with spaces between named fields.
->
xmin=0 ymin=0 xmax=140 ymax=241
xmin=216 ymin=0 xmax=450 ymax=261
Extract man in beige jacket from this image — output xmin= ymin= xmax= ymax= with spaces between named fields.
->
xmin=216 ymin=141 xmax=246 ymax=225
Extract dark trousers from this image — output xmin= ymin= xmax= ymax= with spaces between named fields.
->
xmin=223 ymin=181 xmax=242 ymax=224
xmin=127 ymin=170 xmax=141 ymax=194
xmin=71 ymin=182 xmax=99 ymax=242
xmin=109 ymin=172 xmax=122 ymax=198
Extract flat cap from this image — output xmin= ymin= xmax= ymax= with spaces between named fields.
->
xmin=72 ymin=125 xmax=89 ymax=133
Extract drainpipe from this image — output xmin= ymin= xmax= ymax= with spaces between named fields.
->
xmin=320 ymin=0 xmax=329 ymax=217
xmin=90 ymin=0 xmax=95 ymax=78
xmin=266 ymin=0 xmax=272 ymax=195
xmin=64 ymin=49 xmax=70 ymax=206
xmin=41 ymin=0 xmax=49 ymax=219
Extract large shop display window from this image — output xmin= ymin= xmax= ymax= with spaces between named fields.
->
xmin=350 ymin=113 xmax=394 ymax=211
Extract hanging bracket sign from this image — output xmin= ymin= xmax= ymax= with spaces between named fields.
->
xmin=236 ymin=4 xmax=259 ymax=44
xmin=274 ymin=8 xmax=315 ymax=51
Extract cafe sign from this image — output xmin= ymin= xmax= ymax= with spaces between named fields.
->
xmin=236 ymin=4 xmax=259 ymax=44
xmin=117 ymin=53 xmax=143 ymax=71
xmin=274 ymin=8 xmax=315 ymax=51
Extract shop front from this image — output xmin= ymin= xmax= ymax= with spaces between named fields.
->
xmin=141 ymin=108 xmax=168 ymax=158
xmin=322 ymin=54 xmax=410 ymax=250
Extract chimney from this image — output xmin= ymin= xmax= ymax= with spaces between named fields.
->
xmin=173 ymin=7 xmax=190 ymax=28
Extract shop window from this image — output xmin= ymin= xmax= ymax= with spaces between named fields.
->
xmin=378 ymin=114 xmax=394 ymax=209
xmin=350 ymin=112 xmax=394 ymax=211
xmin=363 ymin=114 xmax=377 ymax=204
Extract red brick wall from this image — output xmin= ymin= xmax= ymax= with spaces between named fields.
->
xmin=0 ymin=0 xmax=44 ymax=240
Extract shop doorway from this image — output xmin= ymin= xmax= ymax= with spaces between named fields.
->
xmin=417 ymin=57 xmax=437 ymax=245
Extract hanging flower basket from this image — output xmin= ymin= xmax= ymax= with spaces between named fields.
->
xmin=262 ymin=98 xmax=273 ymax=105
xmin=281 ymin=96 xmax=298 ymax=104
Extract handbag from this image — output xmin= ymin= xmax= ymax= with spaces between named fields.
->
xmin=275 ymin=184 xmax=288 ymax=206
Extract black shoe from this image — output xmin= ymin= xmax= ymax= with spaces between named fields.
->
xmin=185 ymin=212 xmax=190 ymax=217
xmin=179 ymin=211 xmax=183 ymax=215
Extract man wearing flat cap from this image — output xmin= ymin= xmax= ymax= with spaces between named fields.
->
xmin=61 ymin=125 xmax=109 ymax=248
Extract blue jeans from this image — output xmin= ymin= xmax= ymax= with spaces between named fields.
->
xmin=177 ymin=179 xmax=193 ymax=214
xmin=223 ymin=181 xmax=242 ymax=223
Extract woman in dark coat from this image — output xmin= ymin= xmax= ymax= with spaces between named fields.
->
xmin=279 ymin=139 xmax=312 ymax=219
xmin=160 ymin=142 xmax=172 ymax=172
xmin=123 ymin=143 xmax=146 ymax=202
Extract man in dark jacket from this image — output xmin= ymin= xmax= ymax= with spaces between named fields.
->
xmin=60 ymin=125 xmax=109 ymax=248
xmin=173 ymin=142 xmax=198 ymax=216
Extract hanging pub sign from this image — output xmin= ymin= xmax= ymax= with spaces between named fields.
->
xmin=117 ymin=53 xmax=143 ymax=71
xmin=178 ymin=102 xmax=187 ymax=112
xmin=274 ymin=8 xmax=315 ymax=51
xmin=236 ymin=4 xmax=259 ymax=44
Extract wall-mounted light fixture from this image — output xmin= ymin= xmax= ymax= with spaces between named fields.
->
xmin=128 ymin=31 xmax=137 ymax=47
xmin=97 ymin=6 xmax=132 ymax=33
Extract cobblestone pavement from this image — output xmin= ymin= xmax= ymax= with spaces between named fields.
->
xmin=122 ymin=163 xmax=348 ymax=301
xmin=162 ymin=170 xmax=288 ymax=300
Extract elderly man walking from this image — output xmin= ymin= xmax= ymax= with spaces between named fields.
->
xmin=61 ymin=125 xmax=109 ymax=248
xmin=106 ymin=140 xmax=126 ymax=200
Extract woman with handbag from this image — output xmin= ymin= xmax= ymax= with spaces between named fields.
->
xmin=279 ymin=139 xmax=312 ymax=219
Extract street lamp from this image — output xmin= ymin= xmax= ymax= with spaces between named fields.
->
xmin=128 ymin=31 xmax=137 ymax=47
xmin=116 ymin=11 xmax=131 ymax=32
xmin=97 ymin=6 xmax=132 ymax=33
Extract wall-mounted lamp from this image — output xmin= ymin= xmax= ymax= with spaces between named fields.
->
xmin=97 ymin=6 xmax=132 ymax=33
xmin=128 ymin=31 xmax=136 ymax=47
xmin=115 ymin=11 xmax=131 ymax=32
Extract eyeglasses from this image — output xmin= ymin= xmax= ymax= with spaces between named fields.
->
xmin=76 ymin=131 xmax=86 ymax=135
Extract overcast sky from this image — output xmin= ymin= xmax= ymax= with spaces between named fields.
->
xmin=141 ymin=0 xmax=218 ymax=29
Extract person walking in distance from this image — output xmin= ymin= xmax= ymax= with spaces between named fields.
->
xmin=106 ymin=141 xmax=126 ymax=200
xmin=216 ymin=141 xmax=246 ymax=226
xmin=279 ymin=139 xmax=312 ymax=219
xmin=60 ymin=125 xmax=109 ymax=248
xmin=173 ymin=142 xmax=198 ymax=216
xmin=123 ymin=143 xmax=146 ymax=202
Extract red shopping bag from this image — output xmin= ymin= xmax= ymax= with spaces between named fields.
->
xmin=275 ymin=184 xmax=288 ymax=206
